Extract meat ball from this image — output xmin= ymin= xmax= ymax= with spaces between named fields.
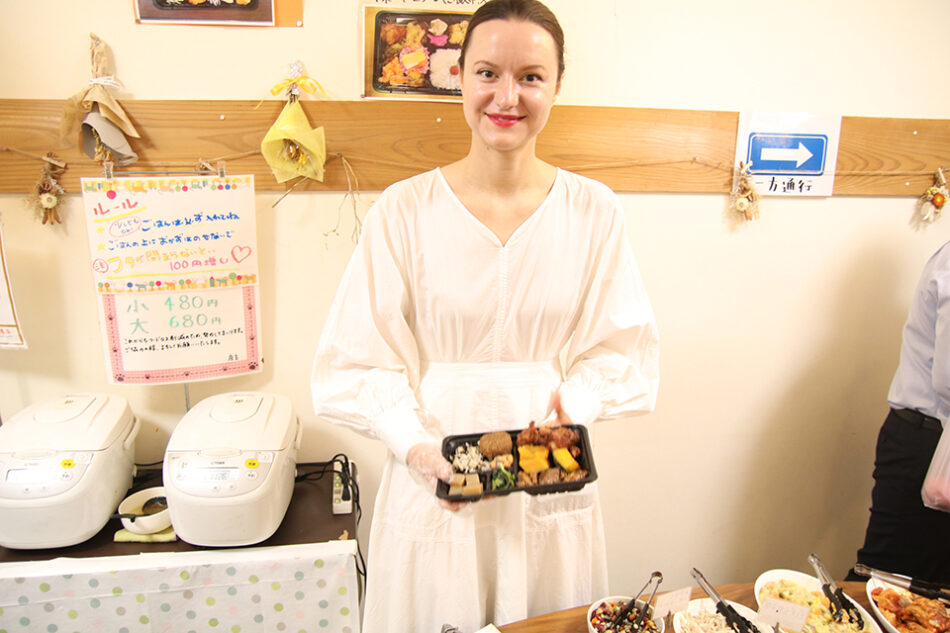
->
xmin=478 ymin=431 xmax=513 ymax=459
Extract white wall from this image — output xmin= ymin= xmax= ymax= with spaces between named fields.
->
xmin=1 ymin=0 xmax=949 ymax=599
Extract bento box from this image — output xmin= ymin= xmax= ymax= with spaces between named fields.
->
xmin=435 ymin=423 xmax=598 ymax=502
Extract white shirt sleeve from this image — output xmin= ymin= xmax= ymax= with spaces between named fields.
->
xmin=310 ymin=194 xmax=433 ymax=464
xmin=553 ymin=198 xmax=660 ymax=426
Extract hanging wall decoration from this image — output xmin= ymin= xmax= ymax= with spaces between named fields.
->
xmin=27 ymin=153 xmax=67 ymax=225
xmin=61 ymin=33 xmax=140 ymax=166
xmin=260 ymin=61 xmax=327 ymax=184
xmin=730 ymin=161 xmax=761 ymax=221
xmin=919 ymin=167 xmax=948 ymax=223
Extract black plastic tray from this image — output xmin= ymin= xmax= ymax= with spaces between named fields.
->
xmin=435 ymin=424 xmax=598 ymax=502
xmin=152 ymin=0 xmax=258 ymax=9
xmin=371 ymin=11 xmax=469 ymax=97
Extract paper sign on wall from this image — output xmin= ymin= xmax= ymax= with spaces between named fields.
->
xmin=0 ymin=221 xmax=26 ymax=350
xmin=81 ymin=175 xmax=262 ymax=385
xmin=734 ymin=112 xmax=842 ymax=197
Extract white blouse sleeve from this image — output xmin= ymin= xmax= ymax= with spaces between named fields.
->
xmin=555 ymin=200 xmax=660 ymax=426
xmin=310 ymin=193 xmax=432 ymax=464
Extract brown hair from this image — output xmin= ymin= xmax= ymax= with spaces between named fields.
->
xmin=458 ymin=0 xmax=565 ymax=82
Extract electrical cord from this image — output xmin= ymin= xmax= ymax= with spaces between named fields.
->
xmin=295 ymin=454 xmax=367 ymax=593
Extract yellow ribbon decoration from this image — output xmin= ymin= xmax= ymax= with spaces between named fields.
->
xmin=269 ymin=75 xmax=328 ymax=99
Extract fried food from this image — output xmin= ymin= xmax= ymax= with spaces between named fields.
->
xmin=478 ymin=431 xmax=513 ymax=458
xmin=872 ymin=586 xmax=950 ymax=633
xmin=515 ymin=420 xmax=579 ymax=450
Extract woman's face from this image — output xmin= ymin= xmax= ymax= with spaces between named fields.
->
xmin=460 ymin=18 xmax=561 ymax=155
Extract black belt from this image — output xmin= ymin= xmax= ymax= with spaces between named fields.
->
xmin=892 ymin=407 xmax=943 ymax=432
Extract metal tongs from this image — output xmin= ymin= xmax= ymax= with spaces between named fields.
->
xmin=609 ymin=571 xmax=663 ymax=632
xmin=854 ymin=563 xmax=950 ymax=605
xmin=691 ymin=568 xmax=757 ymax=633
xmin=808 ymin=553 xmax=864 ymax=628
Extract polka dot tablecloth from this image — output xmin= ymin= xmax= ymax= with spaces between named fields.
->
xmin=0 ymin=541 xmax=360 ymax=633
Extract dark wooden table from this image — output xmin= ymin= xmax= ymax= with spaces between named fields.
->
xmin=0 ymin=463 xmax=358 ymax=563
xmin=499 ymin=580 xmax=873 ymax=633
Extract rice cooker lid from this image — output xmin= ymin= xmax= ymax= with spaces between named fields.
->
xmin=168 ymin=392 xmax=296 ymax=452
xmin=0 ymin=394 xmax=134 ymax=452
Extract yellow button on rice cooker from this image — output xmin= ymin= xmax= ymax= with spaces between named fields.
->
xmin=61 ymin=459 xmax=75 ymax=469
xmin=245 ymin=459 xmax=259 ymax=469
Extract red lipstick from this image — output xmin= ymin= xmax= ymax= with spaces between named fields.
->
xmin=487 ymin=113 xmax=522 ymax=127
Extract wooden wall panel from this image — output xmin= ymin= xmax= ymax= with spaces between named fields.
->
xmin=0 ymin=99 xmax=947 ymax=196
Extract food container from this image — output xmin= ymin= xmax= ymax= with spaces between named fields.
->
xmin=151 ymin=0 xmax=258 ymax=9
xmin=435 ymin=424 xmax=597 ymax=502
xmin=673 ymin=598 xmax=766 ymax=633
xmin=587 ymin=596 xmax=665 ymax=633
xmin=753 ymin=569 xmax=881 ymax=633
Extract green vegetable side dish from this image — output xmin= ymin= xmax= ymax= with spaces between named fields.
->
xmin=491 ymin=466 xmax=515 ymax=491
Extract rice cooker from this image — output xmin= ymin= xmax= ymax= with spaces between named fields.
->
xmin=163 ymin=392 xmax=301 ymax=547
xmin=0 ymin=394 xmax=139 ymax=549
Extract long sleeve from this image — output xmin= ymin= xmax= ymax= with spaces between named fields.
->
xmin=311 ymin=194 xmax=433 ymax=464
xmin=555 ymin=198 xmax=659 ymax=427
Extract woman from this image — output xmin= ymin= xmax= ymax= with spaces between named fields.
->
xmin=311 ymin=1 xmax=659 ymax=631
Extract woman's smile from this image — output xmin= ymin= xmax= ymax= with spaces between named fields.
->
xmin=486 ymin=113 xmax=524 ymax=127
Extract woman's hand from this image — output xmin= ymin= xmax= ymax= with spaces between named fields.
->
xmin=542 ymin=391 xmax=573 ymax=427
xmin=406 ymin=443 xmax=467 ymax=511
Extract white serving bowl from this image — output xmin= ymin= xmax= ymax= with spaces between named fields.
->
xmin=117 ymin=486 xmax=170 ymax=534
xmin=753 ymin=568 xmax=881 ymax=633
xmin=588 ymin=595 xmax=666 ymax=633
xmin=673 ymin=597 xmax=769 ymax=633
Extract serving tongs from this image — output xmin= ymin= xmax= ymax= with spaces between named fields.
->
xmin=854 ymin=563 xmax=950 ymax=605
xmin=808 ymin=553 xmax=864 ymax=628
xmin=690 ymin=568 xmax=757 ymax=633
xmin=609 ymin=571 xmax=663 ymax=632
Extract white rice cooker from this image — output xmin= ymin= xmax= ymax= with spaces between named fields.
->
xmin=163 ymin=392 xmax=301 ymax=547
xmin=0 ymin=394 xmax=139 ymax=549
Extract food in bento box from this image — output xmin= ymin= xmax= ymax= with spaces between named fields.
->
xmin=553 ymin=447 xmax=580 ymax=472
xmin=451 ymin=443 xmax=488 ymax=474
xmin=759 ymin=580 xmax=868 ymax=633
xmin=429 ymin=48 xmax=461 ymax=91
xmin=380 ymin=21 xmax=407 ymax=45
xmin=589 ymin=599 xmax=659 ymax=633
xmin=448 ymin=20 xmax=468 ymax=45
xmin=517 ymin=444 xmax=550 ymax=473
xmin=479 ymin=431 xmax=513 ymax=459
xmin=490 ymin=466 xmax=515 ymax=491
xmin=449 ymin=472 xmax=483 ymax=496
xmin=516 ymin=420 xmax=580 ymax=451
xmin=871 ymin=585 xmax=950 ymax=633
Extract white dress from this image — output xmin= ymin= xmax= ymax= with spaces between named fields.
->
xmin=311 ymin=168 xmax=659 ymax=633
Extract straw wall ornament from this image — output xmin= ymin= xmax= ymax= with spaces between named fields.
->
xmin=919 ymin=168 xmax=948 ymax=223
xmin=730 ymin=161 xmax=760 ymax=221
xmin=27 ymin=153 xmax=67 ymax=225
xmin=61 ymin=33 xmax=139 ymax=166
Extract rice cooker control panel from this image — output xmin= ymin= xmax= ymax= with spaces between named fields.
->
xmin=0 ymin=451 xmax=92 ymax=500
xmin=165 ymin=450 xmax=275 ymax=498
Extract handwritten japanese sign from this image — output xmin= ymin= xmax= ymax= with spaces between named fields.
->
xmin=81 ymin=175 xmax=262 ymax=384
xmin=0 ymin=221 xmax=26 ymax=350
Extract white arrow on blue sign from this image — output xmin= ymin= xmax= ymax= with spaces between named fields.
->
xmin=746 ymin=133 xmax=828 ymax=176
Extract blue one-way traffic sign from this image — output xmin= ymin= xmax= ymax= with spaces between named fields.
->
xmin=747 ymin=133 xmax=827 ymax=176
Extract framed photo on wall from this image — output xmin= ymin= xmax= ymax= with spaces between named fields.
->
xmin=362 ymin=6 xmax=474 ymax=101
xmin=134 ymin=0 xmax=275 ymax=26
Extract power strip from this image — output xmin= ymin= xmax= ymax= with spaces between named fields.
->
xmin=332 ymin=461 xmax=353 ymax=515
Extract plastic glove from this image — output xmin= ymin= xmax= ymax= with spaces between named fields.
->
xmin=406 ymin=442 xmax=467 ymax=511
